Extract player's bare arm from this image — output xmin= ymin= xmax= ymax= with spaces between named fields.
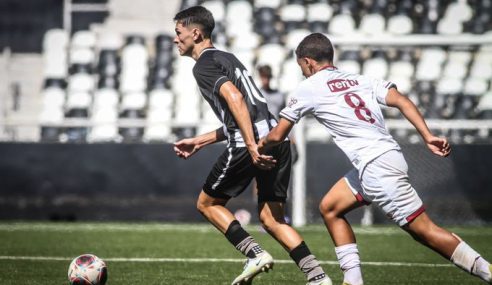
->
xmin=219 ymin=81 xmax=276 ymax=169
xmin=258 ymin=118 xmax=295 ymax=153
xmin=385 ymin=88 xmax=451 ymax=157
xmin=174 ymin=127 xmax=226 ymax=159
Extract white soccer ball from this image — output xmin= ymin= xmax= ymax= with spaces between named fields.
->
xmin=68 ymin=254 xmax=108 ymax=285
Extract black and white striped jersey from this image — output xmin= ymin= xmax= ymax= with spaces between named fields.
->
xmin=192 ymin=48 xmax=277 ymax=148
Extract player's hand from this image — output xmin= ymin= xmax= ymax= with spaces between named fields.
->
xmin=174 ymin=138 xmax=200 ymax=159
xmin=248 ymin=145 xmax=276 ymax=170
xmin=425 ymin=136 xmax=451 ymax=157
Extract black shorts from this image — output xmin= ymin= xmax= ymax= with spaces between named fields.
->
xmin=203 ymin=141 xmax=291 ymax=203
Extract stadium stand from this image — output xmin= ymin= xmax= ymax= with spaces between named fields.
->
xmin=0 ymin=0 xmax=491 ymax=144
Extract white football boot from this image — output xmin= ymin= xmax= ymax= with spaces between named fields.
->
xmin=231 ymin=251 xmax=274 ymax=285
xmin=306 ymin=276 xmax=333 ymax=285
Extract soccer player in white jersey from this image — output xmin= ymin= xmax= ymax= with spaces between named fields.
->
xmin=259 ymin=33 xmax=492 ymax=285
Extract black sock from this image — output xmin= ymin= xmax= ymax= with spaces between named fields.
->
xmin=224 ymin=220 xmax=263 ymax=258
xmin=290 ymin=241 xmax=326 ymax=282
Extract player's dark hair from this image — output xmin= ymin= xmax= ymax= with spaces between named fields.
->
xmin=174 ymin=6 xmax=215 ymax=39
xmin=295 ymin=33 xmax=334 ymax=62
xmin=257 ymin=65 xmax=272 ymax=79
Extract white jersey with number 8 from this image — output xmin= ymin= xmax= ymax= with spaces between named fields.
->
xmin=280 ymin=67 xmax=401 ymax=173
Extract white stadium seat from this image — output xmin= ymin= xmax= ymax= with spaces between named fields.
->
xmin=121 ymin=92 xmax=147 ymax=110
xmin=148 ymin=89 xmax=174 ymax=111
xmin=254 ymin=0 xmax=282 ymax=9
xmin=143 ymin=124 xmax=172 ymax=142
xmin=387 ymin=15 xmax=413 ymax=35
xmin=359 ymin=14 xmax=386 ymax=36
xmin=71 ymin=30 xmax=97 ymax=49
xmin=68 ymin=73 xmax=95 ymax=92
xmin=39 ymin=106 xmax=64 ymax=125
xmin=43 ymin=29 xmax=69 ymax=52
xmin=69 ymin=48 xmax=95 ymax=65
xmin=329 ymin=14 xmax=356 ymax=35
xmin=307 ymin=3 xmax=333 ymax=22
xmin=42 ymin=87 xmax=65 ymax=109
xmin=97 ymin=32 xmax=124 ymax=50
xmin=280 ymin=4 xmax=306 ymax=22
xmin=362 ymin=58 xmax=388 ymax=79
xmin=337 ymin=60 xmax=361 ymax=75
xmin=436 ymin=77 xmax=463 ymax=95
xmin=43 ymin=51 xmax=68 ymax=78
xmin=93 ymin=89 xmax=119 ymax=109
xmin=464 ymin=77 xmax=489 ymax=96
xmin=202 ymin=1 xmax=225 ymax=22
xmin=285 ymin=29 xmax=310 ymax=51
xmin=66 ymin=91 xmax=92 ymax=110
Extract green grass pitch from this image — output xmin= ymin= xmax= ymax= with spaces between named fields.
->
xmin=0 ymin=223 xmax=490 ymax=284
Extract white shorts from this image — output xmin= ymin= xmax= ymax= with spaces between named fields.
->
xmin=344 ymin=150 xmax=424 ymax=227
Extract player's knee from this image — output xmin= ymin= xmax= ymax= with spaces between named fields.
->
xmin=196 ymin=199 xmax=207 ymax=215
xmin=319 ymin=200 xmax=337 ymax=219
xmin=259 ymin=213 xmax=283 ymax=232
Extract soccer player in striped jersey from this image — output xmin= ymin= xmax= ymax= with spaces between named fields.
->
xmin=259 ymin=33 xmax=492 ymax=285
xmin=172 ymin=7 xmax=332 ymax=285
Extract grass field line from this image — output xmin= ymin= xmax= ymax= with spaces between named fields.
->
xmin=0 ymin=223 xmax=407 ymax=235
xmin=0 ymin=255 xmax=453 ymax=268
xmin=1 ymin=223 xmax=490 ymax=236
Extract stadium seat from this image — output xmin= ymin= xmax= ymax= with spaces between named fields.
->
xmin=71 ymin=30 xmax=97 ymax=50
xmin=66 ymin=91 xmax=92 ymax=117
xmin=255 ymin=0 xmax=282 ymax=9
xmin=257 ymin=44 xmax=286 ymax=79
xmin=279 ymin=57 xmax=303 ymax=93
xmin=202 ymin=1 xmax=225 ymax=23
xmin=120 ymin=91 xmax=147 ymax=113
xmin=362 ymin=53 xmax=388 ymax=80
xmin=280 ymin=4 xmax=306 ymax=33
xmin=359 ymin=13 xmax=385 ymax=36
xmin=416 ymin=48 xmax=446 ymax=81
xmin=43 ymin=29 xmax=69 ymax=52
xmin=464 ymin=77 xmax=489 ymax=96
xmin=436 ymin=77 xmax=463 ymax=95
xmin=285 ymin=29 xmax=310 ymax=51
xmin=478 ymin=90 xmax=492 ymax=119
xmin=306 ymin=3 xmax=332 ymax=33
xmin=43 ymin=46 xmax=68 ymax=77
xmin=143 ymin=123 xmax=172 ymax=142
xmin=42 ymin=87 xmax=65 ymax=110
xmin=93 ymin=88 xmax=119 ymax=110
xmin=328 ymin=13 xmax=356 ymax=36
xmin=88 ymin=101 xmax=120 ymax=143
xmin=97 ymin=32 xmax=124 ymax=50
xmin=69 ymin=48 xmax=95 ymax=65
xmin=68 ymin=73 xmax=95 ymax=93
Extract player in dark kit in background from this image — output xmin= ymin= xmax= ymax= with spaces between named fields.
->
xmin=172 ymin=6 xmax=332 ymax=285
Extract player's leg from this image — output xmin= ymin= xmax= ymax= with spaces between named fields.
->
xmin=257 ymin=141 xmax=332 ymax=285
xmin=319 ymin=170 xmax=366 ymax=285
xmin=258 ymin=201 xmax=330 ymax=285
xmin=201 ymin=147 xmax=272 ymax=285
xmin=403 ymin=212 xmax=492 ymax=283
xmin=363 ymin=150 xmax=491 ymax=283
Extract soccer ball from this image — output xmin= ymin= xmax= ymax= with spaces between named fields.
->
xmin=68 ymin=254 xmax=108 ymax=285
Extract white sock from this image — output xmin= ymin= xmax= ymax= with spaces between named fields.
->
xmin=474 ymin=257 xmax=492 ymax=283
xmin=335 ymin=243 xmax=363 ymax=285
xmin=451 ymin=241 xmax=491 ymax=282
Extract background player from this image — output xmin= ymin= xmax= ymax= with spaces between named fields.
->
xmin=259 ymin=33 xmax=492 ymax=285
xmin=172 ymin=7 xmax=332 ymax=285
